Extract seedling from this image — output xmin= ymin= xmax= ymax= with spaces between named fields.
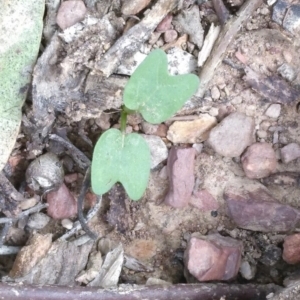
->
xmin=91 ymin=49 xmax=199 ymax=200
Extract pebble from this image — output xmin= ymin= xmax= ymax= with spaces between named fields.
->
xmin=121 ymin=0 xmax=151 ymax=15
xmin=208 ymin=112 xmax=255 ymax=157
xmin=260 ymin=244 xmax=282 ymax=266
xmin=142 ymin=135 xmax=168 ymax=169
xmin=241 ymin=143 xmax=277 ymax=179
xmin=164 ymin=30 xmax=178 ymax=43
xmin=211 ymin=86 xmax=220 ymax=100
xmin=19 ymin=196 xmax=39 ymax=210
xmin=239 ymin=261 xmax=256 ymax=280
xmin=281 ymin=143 xmax=300 ymax=164
xmin=192 ymin=143 xmax=203 ymax=153
xmin=95 ymin=114 xmax=111 ymax=130
xmin=277 ymin=63 xmax=297 ymax=82
xmin=27 ymin=213 xmax=51 ymax=230
xmin=224 ymin=186 xmax=300 ymax=232
xmin=47 ymin=183 xmax=77 ymax=219
xmin=141 ymin=122 xmax=168 ymax=137
xmin=189 ymin=189 xmax=219 ymax=211
xmin=167 ymin=114 xmax=217 ymax=144
xmin=64 ymin=173 xmax=78 ymax=184
xmin=56 ymin=1 xmax=87 ymax=30
xmin=165 ymin=147 xmax=196 ymax=208
xmin=283 ymin=234 xmax=300 ymax=264
xmin=61 ymin=218 xmax=73 ymax=230
xmin=265 ymin=104 xmax=281 ymax=119
xmin=184 ymin=233 xmax=242 ymax=281
xmin=156 ymin=14 xmax=173 ymax=32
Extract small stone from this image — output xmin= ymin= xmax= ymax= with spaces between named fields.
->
xmin=224 ymin=186 xmax=300 ymax=232
xmin=85 ymin=192 xmax=97 ymax=209
xmin=208 ymin=112 xmax=255 ymax=157
xmin=164 ymin=29 xmax=178 ymax=43
xmin=211 ymin=86 xmax=220 ymax=100
xmin=184 ymin=234 xmax=242 ymax=281
xmin=241 ymin=143 xmax=277 ymax=179
xmin=192 ymin=143 xmax=203 ymax=153
xmin=9 ymin=234 xmax=52 ymax=278
xmin=95 ymin=114 xmax=111 ymax=130
xmin=125 ymin=239 xmax=157 ymax=261
xmin=260 ymin=244 xmax=282 ymax=266
xmin=277 ymin=63 xmax=297 ymax=82
xmin=208 ymin=107 xmax=219 ymax=117
xmin=189 ymin=189 xmax=219 ymax=211
xmin=47 ymin=183 xmax=77 ymax=219
xmin=142 ymin=135 xmax=168 ymax=169
xmin=56 ymin=1 xmax=87 ymax=30
xmin=167 ymin=114 xmax=217 ymax=144
xmin=141 ymin=122 xmax=168 ymax=137
xmin=27 ymin=213 xmax=50 ymax=230
xmin=283 ymin=234 xmax=300 ymax=264
xmin=19 ymin=196 xmax=39 ymax=210
xmin=265 ymin=104 xmax=281 ymax=119
xmin=239 ymin=261 xmax=256 ymax=280
xmin=121 ymin=0 xmax=152 ymax=15
xmin=64 ymin=173 xmax=78 ymax=184
xmin=231 ymin=96 xmax=242 ymax=105
xmin=282 ymin=4 xmax=300 ymax=35
xmin=61 ymin=218 xmax=73 ymax=230
xmin=165 ymin=147 xmax=196 ymax=208
xmin=281 ymin=143 xmax=300 ymax=164
xmin=257 ymin=130 xmax=267 ymax=139
xmin=156 ymin=13 xmax=173 ymax=32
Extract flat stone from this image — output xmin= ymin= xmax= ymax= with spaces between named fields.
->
xmin=27 ymin=213 xmax=51 ymax=230
xmin=142 ymin=135 xmax=168 ymax=169
xmin=241 ymin=143 xmax=277 ymax=179
xmin=265 ymin=104 xmax=281 ymax=119
xmin=165 ymin=147 xmax=196 ymax=208
xmin=224 ymin=186 xmax=300 ymax=232
xmin=47 ymin=183 xmax=77 ymax=219
xmin=189 ymin=189 xmax=219 ymax=211
xmin=56 ymin=1 xmax=87 ymax=30
xmin=121 ymin=0 xmax=151 ymax=15
xmin=184 ymin=234 xmax=242 ymax=281
xmin=167 ymin=114 xmax=217 ymax=144
xmin=283 ymin=234 xmax=300 ymax=264
xmin=260 ymin=244 xmax=282 ymax=266
xmin=208 ymin=112 xmax=255 ymax=157
xmin=280 ymin=143 xmax=300 ymax=164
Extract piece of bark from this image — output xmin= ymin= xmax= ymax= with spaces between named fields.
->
xmin=8 ymin=238 xmax=94 ymax=285
xmin=94 ymin=0 xmax=179 ymax=77
xmin=196 ymin=0 xmax=263 ymax=97
xmin=243 ymin=66 xmax=300 ymax=105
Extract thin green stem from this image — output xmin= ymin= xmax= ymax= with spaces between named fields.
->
xmin=120 ymin=110 xmax=127 ymax=133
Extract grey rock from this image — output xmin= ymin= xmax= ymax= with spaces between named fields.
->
xmin=265 ymin=104 xmax=281 ymax=119
xmin=260 ymin=244 xmax=282 ymax=266
xmin=281 ymin=143 xmax=300 ymax=164
xmin=27 ymin=213 xmax=51 ymax=230
xmin=283 ymin=4 xmax=300 ymax=35
xmin=121 ymin=0 xmax=151 ymax=15
xmin=240 ymin=261 xmax=256 ymax=280
xmin=142 ymin=135 xmax=168 ymax=169
xmin=277 ymin=63 xmax=297 ymax=82
xmin=208 ymin=112 xmax=255 ymax=157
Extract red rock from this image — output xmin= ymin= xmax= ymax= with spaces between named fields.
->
xmin=241 ymin=143 xmax=277 ymax=179
xmin=156 ymin=13 xmax=173 ymax=32
xmin=189 ymin=189 xmax=219 ymax=211
xmin=47 ymin=184 xmax=77 ymax=219
xmin=283 ymin=234 xmax=300 ymax=264
xmin=165 ymin=147 xmax=196 ymax=208
xmin=56 ymin=0 xmax=87 ymax=30
xmin=280 ymin=143 xmax=300 ymax=164
xmin=121 ymin=0 xmax=152 ymax=15
xmin=224 ymin=186 xmax=300 ymax=232
xmin=184 ymin=234 xmax=242 ymax=282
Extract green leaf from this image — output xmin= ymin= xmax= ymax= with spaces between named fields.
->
xmin=0 ymin=0 xmax=44 ymax=172
xmin=123 ymin=49 xmax=199 ymax=124
xmin=91 ymin=128 xmax=151 ymax=201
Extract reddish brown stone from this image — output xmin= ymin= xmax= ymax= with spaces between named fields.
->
xmin=283 ymin=234 xmax=300 ymax=264
xmin=184 ymin=234 xmax=242 ymax=282
xmin=156 ymin=13 xmax=173 ymax=32
xmin=165 ymin=147 xmax=196 ymax=208
xmin=241 ymin=142 xmax=277 ymax=179
xmin=56 ymin=0 xmax=87 ymax=30
xmin=224 ymin=186 xmax=300 ymax=232
xmin=189 ymin=189 xmax=219 ymax=211
xmin=47 ymin=184 xmax=77 ymax=219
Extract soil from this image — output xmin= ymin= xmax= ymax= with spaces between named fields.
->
xmin=2 ymin=0 xmax=300 ymax=293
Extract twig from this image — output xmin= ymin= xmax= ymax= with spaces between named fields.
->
xmin=48 ymin=134 xmax=91 ymax=170
xmin=58 ymin=193 xmax=102 ymax=241
xmin=94 ymin=0 xmax=179 ymax=77
xmin=196 ymin=0 xmax=264 ymax=98
xmin=0 ymin=203 xmax=48 ymax=224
